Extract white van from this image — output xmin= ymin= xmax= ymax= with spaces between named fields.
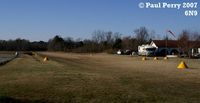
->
xmin=138 ymin=45 xmax=156 ymax=56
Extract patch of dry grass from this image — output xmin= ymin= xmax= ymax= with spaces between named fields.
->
xmin=0 ymin=52 xmax=200 ymax=103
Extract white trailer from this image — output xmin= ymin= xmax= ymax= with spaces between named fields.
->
xmin=138 ymin=44 xmax=156 ymax=56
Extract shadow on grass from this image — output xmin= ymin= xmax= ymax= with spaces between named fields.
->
xmin=187 ymin=67 xmax=200 ymax=70
xmin=0 ymin=96 xmax=48 ymax=103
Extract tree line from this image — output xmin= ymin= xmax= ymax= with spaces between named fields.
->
xmin=47 ymin=27 xmax=153 ymax=53
xmin=0 ymin=27 xmax=200 ymax=54
xmin=0 ymin=39 xmax=47 ymax=51
xmin=177 ymin=30 xmax=200 ymax=57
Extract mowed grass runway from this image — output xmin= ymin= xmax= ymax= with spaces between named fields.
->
xmin=0 ymin=52 xmax=200 ymax=103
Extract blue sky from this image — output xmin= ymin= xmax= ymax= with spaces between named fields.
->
xmin=0 ymin=0 xmax=199 ymax=41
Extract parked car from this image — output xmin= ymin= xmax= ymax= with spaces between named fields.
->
xmin=193 ymin=53 xmax=200 ymax=59
xmin=117 ymin=50 xmax=123 ymax=55
xmin=116 ymin=49 xmax=133 ymax=55
xmin=124 ymin=50 xmax=132 ymax=55
xmin=131 ymin=51 xmax=138 ymax=56
xmin=180 ymin=53 xmax=188 ymax=58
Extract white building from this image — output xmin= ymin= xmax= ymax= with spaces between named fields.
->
xmin=150 ymin=40 xmax=200 ymax=56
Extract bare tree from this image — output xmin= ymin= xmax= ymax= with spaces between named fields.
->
xmin=134 ymin=27 xmax=149 ymax=45
xmin=178 ymin=30 xmax=189 ymax=53
xmin=119 ymin=36 xmax=137 ymax=51
xmin=105 ymin=31 xmax=113 ymax=44
xmin=113 ymin=32 xmax=122 ymax=40
xmin=92 ymin=30 xmax=105 ymax=43
xmin=177 ymin=30 xmax=200 ymax=57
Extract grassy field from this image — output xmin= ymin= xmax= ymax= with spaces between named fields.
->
xmin=0 ymin=52 xmax=200 ymax=103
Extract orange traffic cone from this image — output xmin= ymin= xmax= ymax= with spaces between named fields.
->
xmin=43 ymin=57 xmax=49 ymax=61
xmin=142 ymin=57 xmax=147 ymax=61
xmin=154 ymin=57 xmax=158 ymax=60
xmin=164 ymin=57 xmax=168 ymax=60
xmin=177 ymin=61 xmax=188 ymax=69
